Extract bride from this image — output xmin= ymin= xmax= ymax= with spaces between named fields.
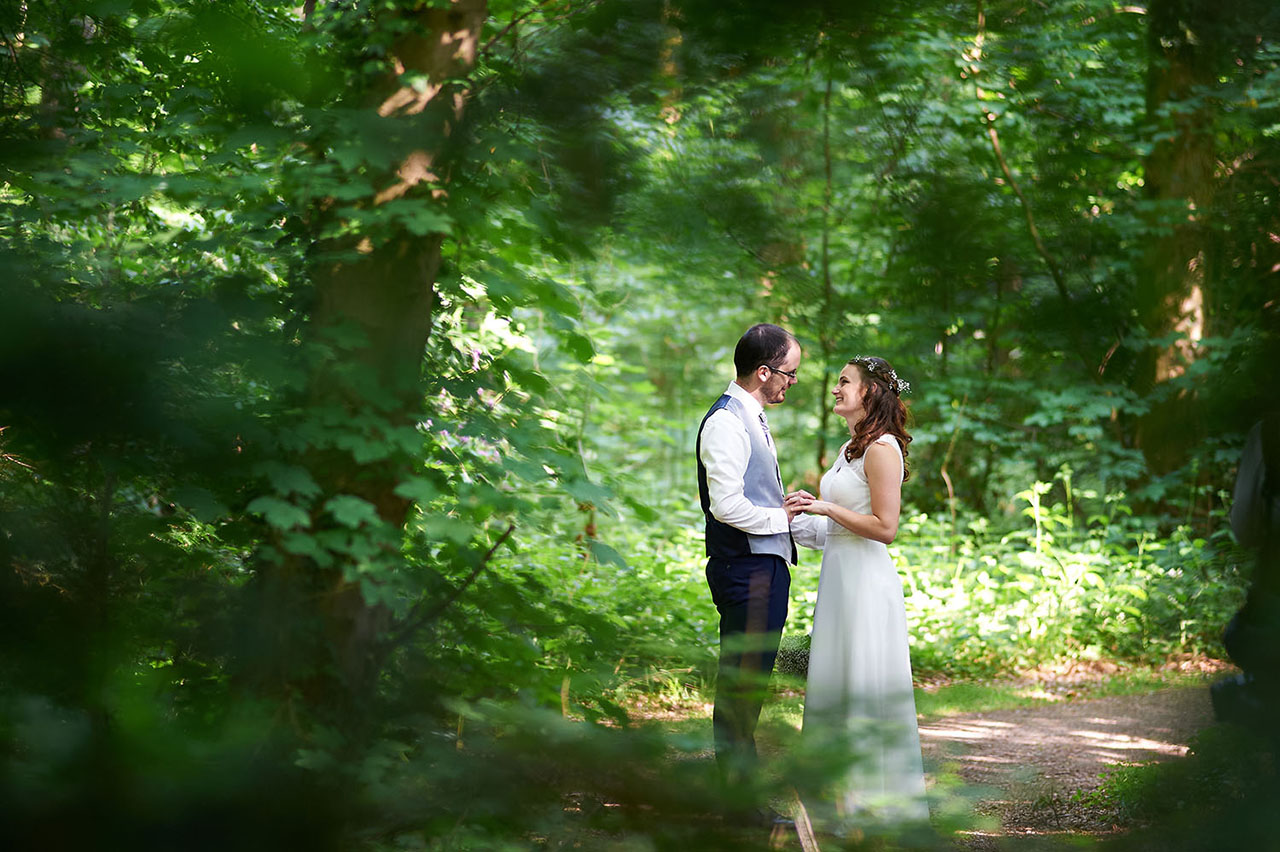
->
xmin=787 ymin=355 xmax=928 ymax=830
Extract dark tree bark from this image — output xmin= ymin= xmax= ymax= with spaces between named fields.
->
xmin=251 ymin=0 xmax=490 ymax=726
xmin=1134 ymin=0 xmax=1218 ymax=471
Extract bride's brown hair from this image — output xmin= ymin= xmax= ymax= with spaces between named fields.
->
xmin=844 ymin=356 xmax=912 ymax=481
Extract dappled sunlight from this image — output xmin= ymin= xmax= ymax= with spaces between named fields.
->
xmin=1071 ymin=729 xmax=1189 ymax=757
xmin=921 ymin=716 xmax=1192 ymax=775
xmin=920 ymin=714 xmax=1191 ymax=765
xmin=919 ymin=687 xmax=1213 ymax=794
xmin=919 ymin=719 xmax=1015 ymax=741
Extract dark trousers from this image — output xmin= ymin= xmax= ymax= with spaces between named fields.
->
xmin=705 ymin=554 xmax=791 ymax=782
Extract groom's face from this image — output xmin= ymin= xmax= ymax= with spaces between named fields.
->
xmin=762 ymin=341 xmax=801 ymax=405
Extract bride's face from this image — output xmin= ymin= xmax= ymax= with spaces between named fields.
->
xmin=832 ymin=364 xmax=865 ymax=419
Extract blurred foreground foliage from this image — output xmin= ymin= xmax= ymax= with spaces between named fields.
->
xmin=1087 ymin=724 xmax=1280 ymax=851
xmin=1 ymin=0 xmax=1278 ymax=849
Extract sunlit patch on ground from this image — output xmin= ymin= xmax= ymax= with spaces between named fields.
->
xmin=920 ymin=715 xmax=1191 ymax=766
xmin=919 ymin=686 xmax=1217 ymax=847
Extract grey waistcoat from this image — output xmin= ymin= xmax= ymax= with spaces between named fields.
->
xmin=696 ymin=394 xmax=797 ymax=563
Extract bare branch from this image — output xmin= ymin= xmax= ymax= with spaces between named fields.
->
xmin=387 ymin=523 xmax=516 ymax=648
xmin=481 ymin=0 xmax=560 ymax=56
xmin=480 ymin=0 xmax=600 ymax=59
xmin=970 ymin=0 xmax=1094 ymax=377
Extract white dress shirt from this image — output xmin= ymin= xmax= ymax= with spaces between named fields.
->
xmin=698 ymin=381 xmax=826 ymax=550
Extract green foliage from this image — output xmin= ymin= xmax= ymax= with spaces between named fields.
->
xmin=1082 ymin=724 xmax=1280 ymax=850
xmin=2 ymin=0 xmax=1278 ymax=848
xmin=583 ymin=479 xmax=1248 ymax=692
xmin=899 ymin=481 xmax=1246 ymax=677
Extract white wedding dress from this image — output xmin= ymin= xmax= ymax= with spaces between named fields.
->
xmin=802 ymin=434 xmax=929 ymax=827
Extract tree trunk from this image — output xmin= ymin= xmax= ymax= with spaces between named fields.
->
xmin=1134 ymin=0 xmax=1217 ymax=472
xmin=251 ymin=0 xmax=490 ymax=726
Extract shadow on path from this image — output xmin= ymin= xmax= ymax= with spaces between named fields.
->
xmin=919 ymin=687 xmax=1215 ymax=846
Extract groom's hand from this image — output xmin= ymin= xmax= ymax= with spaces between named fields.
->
xmin=784 ymin=490 xmax=815 ymax=520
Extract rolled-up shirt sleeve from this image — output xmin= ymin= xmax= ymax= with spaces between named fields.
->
xmin=698 ymin=409 xmax=790 ymax=535
xmin=790 ymin=513 xmax=827 ymax=550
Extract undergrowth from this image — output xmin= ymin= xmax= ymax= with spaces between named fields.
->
xmin=1084 ymin=723 xmax=1280 ymax=850
xmin=564 ymin=477 xmax=1248 ymax=703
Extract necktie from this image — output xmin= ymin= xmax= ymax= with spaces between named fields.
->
xmin=760 ymin=412 xmax=785 ymax=491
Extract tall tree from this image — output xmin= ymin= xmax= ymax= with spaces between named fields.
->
xmin=253 ymin=0 xmax=493 ymax=724
xmin=1134 ymin=0 xmax=1222 ymax=471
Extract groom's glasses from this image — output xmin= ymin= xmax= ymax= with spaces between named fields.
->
xmin=764 ymin=365 xmax=798 ymax=381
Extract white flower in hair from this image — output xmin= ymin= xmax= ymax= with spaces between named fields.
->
xmin=852 ymin=356 xmax=910 ymax=395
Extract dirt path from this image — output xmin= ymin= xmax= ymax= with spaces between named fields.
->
xmin=918 ymin=686 xmax=1216 ymax=845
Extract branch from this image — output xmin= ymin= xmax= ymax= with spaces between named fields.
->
xmin=982 ymin=119 xmax=1070 ymax=305
xmin=387 ymin=523 xmax=516 ymax=648
xmin=1081 ymin=5 xmax=1147 ymax=26
xmin=479 ymin=0 xmax=600 ymax=59
xmin=481 ymin=0 xmax=560 ymax=56
xmin=463 ymin=1 xmax=603 ymax=107
xmin=0 ymin=22 xmax=32 ymax=101
xmin=971 ymin=3 xmax=1067 ymax=298
xmin=0 ymin=426 xmax=33 ymax=471
xmin=970 ymin=0 xmax=1095 ymax=377
xmin=938 ymin=394 xmax=967 ymax=556
xmin=0 ymin=453 xmax=34 ymax=471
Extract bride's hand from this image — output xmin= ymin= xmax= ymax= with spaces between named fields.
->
xmin=783 ymin=491 xmax=813 ymax=520
xmin=803 ymin=500 xmax=835 ymax=516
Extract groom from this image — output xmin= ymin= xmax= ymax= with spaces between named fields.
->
xmin=696 ymin=323 xmax=818 ymax=805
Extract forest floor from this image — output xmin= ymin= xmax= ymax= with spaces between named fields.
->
xmin=916 ymin=657 xmax=1227 ymax=849
xmin=630 ymin=656 xmax=1232 ymax=848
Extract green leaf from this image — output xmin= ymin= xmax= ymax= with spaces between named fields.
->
xmin=623 ymin=496 xmax=659 ymax=523
xmin=394 ymin=476 xmax=442 ymax=505
xmin=295 ymin=749 xmax=338 ymax=772
xmin=325 ymin=495 xmax=382 ymax=528
xmin=588 ymin=540 xmax=630 ymax=569
xmin=172 ymin=486 xmax=228 ymax=523
xmin=247 ymin=496 xmax=312 ymax=530
xmin=335 ymin=432 xmax=392 ymax=463
xmin=259 ymin=462 xmax=322 ymax=499
xmin=561 ymin=477 xmax=612 ymax=505
xmin=423 ymin=514 xmax=475 ymax=544
xmin=393 ymin=199 xmax=453 ymax=236
xmin=280 ymin=532 xmax=333 ymax=567
xmin=561 ymin=331 xmax=595 ymax=363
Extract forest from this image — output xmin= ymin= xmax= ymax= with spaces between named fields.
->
xmin=2 ymin=0 xmax=1278 ymax=849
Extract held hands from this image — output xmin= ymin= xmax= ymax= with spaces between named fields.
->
xmin=784 ymin=489 xmax=816 ymax=521
xmin=785 ymin=489 xmax=835 ymax=520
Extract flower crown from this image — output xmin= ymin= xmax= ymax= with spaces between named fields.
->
xmin=852 ymin=356 xmax=911 ymax=396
